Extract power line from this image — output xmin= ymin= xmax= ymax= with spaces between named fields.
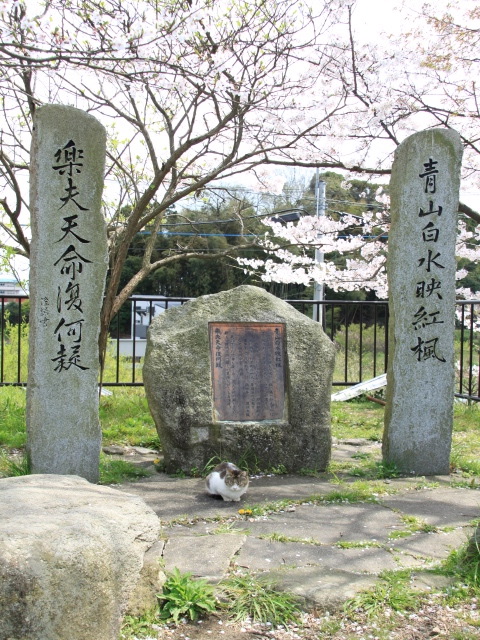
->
xmin=139 ymin=231 xmax=257 ymax=238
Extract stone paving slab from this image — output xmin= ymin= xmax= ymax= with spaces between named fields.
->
xmin=232 ymin=502 xmax=403 ymax=544
xmin=162 ymin=534 xmax=246 ymax=582
xmin=117 ymin=461 xmax=479 ymax=612
xmin=265 ymin=566 xmax=379 ymax=612
xmin=382 ymin=488 xmax=480 ymax=527
xmin=235 ymin=536 xmax=402 ymax=574
xmin=390 ymin=526 xmax=474 ymax=560
xmin=117 ymin=469 xmax=450 ymax=523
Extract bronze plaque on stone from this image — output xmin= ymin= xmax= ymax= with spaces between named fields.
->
xmin=209 ymin=322 xmax=286 ymax=422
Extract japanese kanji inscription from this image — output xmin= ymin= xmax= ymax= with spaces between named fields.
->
xmin=26 ymin=105 xmax=107 ymax=483
xmin=383 ymin=128 xmax=463 ymax=476
xmin=209 ymin=322 xmax=286 ymax=421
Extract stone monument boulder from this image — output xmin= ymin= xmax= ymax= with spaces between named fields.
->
xmin=144 ymin=285 xmax=335 ymax=473
xmin=0 ymin=475 xmax=162 ymax=640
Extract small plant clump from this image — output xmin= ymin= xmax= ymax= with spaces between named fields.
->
xmin=157 ymin=568 xmax=217 ymax=623
xmin=344 ymin=569 xmax=419 ymax=619
xmin=221 ymin=573 xmax=301 ymax=626
xmin=0 ymin=450 xmax=30 ymax=477
xmin=443 ymin=526 xmax=480 ymax=591
xmin=99 ymin=456 xmax=151 ymax=485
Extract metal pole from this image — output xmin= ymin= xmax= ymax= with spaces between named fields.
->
xmin=313 ymin=173 xmax=326 ymax=323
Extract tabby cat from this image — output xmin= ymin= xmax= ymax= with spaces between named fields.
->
xmin=205 ymin=462 xmax=249 ymax=502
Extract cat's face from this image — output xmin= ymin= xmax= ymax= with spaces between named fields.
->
xmin=224 ymin=468 xmax=249 ymax=489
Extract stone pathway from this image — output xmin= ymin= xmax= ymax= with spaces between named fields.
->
xmin=115 ymin=440 xmax=479 ymax=611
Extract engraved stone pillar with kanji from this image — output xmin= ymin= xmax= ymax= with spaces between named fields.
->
xmin=383 ymin=128 xmax=463 ymax=475
xmin=27 ymin=105 xmax=107 ymax=482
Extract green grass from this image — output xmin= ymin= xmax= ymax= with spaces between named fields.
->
xmin=99 ymin=388 xmax=159 ymax=448
xmin=0 ymin=387 xmax=159 ymax=483
xmin=388 ymin=514 xmax=439 ymax=540
xmin=442 ymin=527 xmax=480 ymax=592
xmin=344 ymin=569 xmax=419 ymax=618
xmin=120 ymin=608 xmax=162 ymax=640
xmin=330 ymin=399 xmax=384 ymax=441
xmin=221 ymin=573 xmax=301 ymax=626
xmin=0 ymin=449 xmax=30 ymax=477
xmin=0 ymin=388 xmax=479 ymax=486
xmin=0 ymin=387 xmax=27 ymax=449
xmin=98 ymin=456 xmax=152 ymax=484
xmin=158 ymin=568 xmax=217 ymax=623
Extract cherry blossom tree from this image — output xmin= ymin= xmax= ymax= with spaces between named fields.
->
xmin=239 ymin=0 xmax=480 ymax=299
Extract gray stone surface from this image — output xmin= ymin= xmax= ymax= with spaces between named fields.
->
xmin=235 ymin=537 xmax=402 ymax=573
xmin=0 ymin=475 xmax=160 ymax=640
xmin=384 ymin=128 xmax=463 ymax=475
xmin=391 ymin=527 xmax=473 ymax=560
xmin=27 ymin=104 xmax=108 ymax=483
xmin=117 ymin=465 xmax=479 ymax=612
xmin=163 ymin=534 xmax=246 ymax=582
xmin=382 ymin=488 xmax=480 ymax=526
xmin=127 ymin=540 xmax=166 ymax=616
xmin=266 ymin=566 xmax=378 ymax=611
xmin=144 ymin=285 xmax=335 ymax=473
xmin=231 ymin=502 xmax=403 ymax=544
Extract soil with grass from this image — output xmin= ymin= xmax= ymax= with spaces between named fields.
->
xmin=124 ymin=601 xmax=480 ymax=640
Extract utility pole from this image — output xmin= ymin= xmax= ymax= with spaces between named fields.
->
xmin=313 ymin=170 xmax=326 ymax=324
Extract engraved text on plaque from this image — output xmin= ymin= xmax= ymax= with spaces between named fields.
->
xmin=209 ymin=322 xmax=286 ymax=421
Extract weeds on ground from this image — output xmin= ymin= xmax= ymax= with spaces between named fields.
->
xmin=99 ymin=455 xmax=152 ymax=484
xmin=99 ymin=388 xmax=159 ymax=448
xmin=330 ymin=457 xmax=400 ymax=480
xmin=221 ymin=573 xmax=301 ymax=626
xmin=330 ymin=399 xmax=384 ymax=441
xmin=0 ymin=449 xmax=149 ymax=484
xmin=0 ymin=449 xmax=29 ymax=477
xmin=344 ymin=570 xmax=419 ymax=619
xmin=120 ymin=608 xmax=160 ymax=640
xmin=388 ymin=514 xmax=439 ymax=540
xmin=0 ymin=387 xmax=26 ymax=449
xmin=158 ymin=568 xmax=217 ymax=623
xmin=240 ymin=481 xmax=393 ymax=518
xmin=441 ymin=527 xmax=480 ymax=596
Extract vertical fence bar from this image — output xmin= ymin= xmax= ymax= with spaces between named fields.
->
xmin=468 ymin=302 xmax=474 ymax=401
xmin=115 ymin=310 xmax=121 ymax=384
xmin=328 ymin=302 xmax=334 ymax=341
xmin=359 ymin=303 xmax=363 ymax=382
xmin=459 ymin=303 xmax=466 ymax=396
xmin=344 ymin=304 xmax=349 ymax=384
xmin=132 ymin=300 xmax=137 ymax=384
xmin=384 ymin=303 xmax=389 ymax=373
xmin=373 ymin=304 xmax=378 ymax=378
xmin=1 ymin=297 xmax=4 ymax=383
xmin=16 ymin=297 xmax=21 ymax=383
xmin=478 ymin=349 xmax=480 ymax=401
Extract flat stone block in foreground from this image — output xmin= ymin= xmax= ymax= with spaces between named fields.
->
xmin=0 ymin=475 xmax=160 ymax=640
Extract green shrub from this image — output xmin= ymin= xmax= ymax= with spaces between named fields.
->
xmin=344 ymin=570 xmax=418 ymax=618
xmin=221 ymin=573 xmax=301 ymax=626
xmin=158 ymin=568 xmax=217 ymax=623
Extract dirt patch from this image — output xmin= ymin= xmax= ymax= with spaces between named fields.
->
xmin=126 ymin=601 xmax=480 ymax=640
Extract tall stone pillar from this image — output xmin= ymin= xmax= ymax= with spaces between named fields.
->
xmin=27 ymin=104 xmax=107 ymax=483
xmin=383 ymin=128 xmax=463 ymax=475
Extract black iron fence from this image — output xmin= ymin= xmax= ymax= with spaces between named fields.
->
xmin=1 ymin=295 xmax=479 ymax=401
